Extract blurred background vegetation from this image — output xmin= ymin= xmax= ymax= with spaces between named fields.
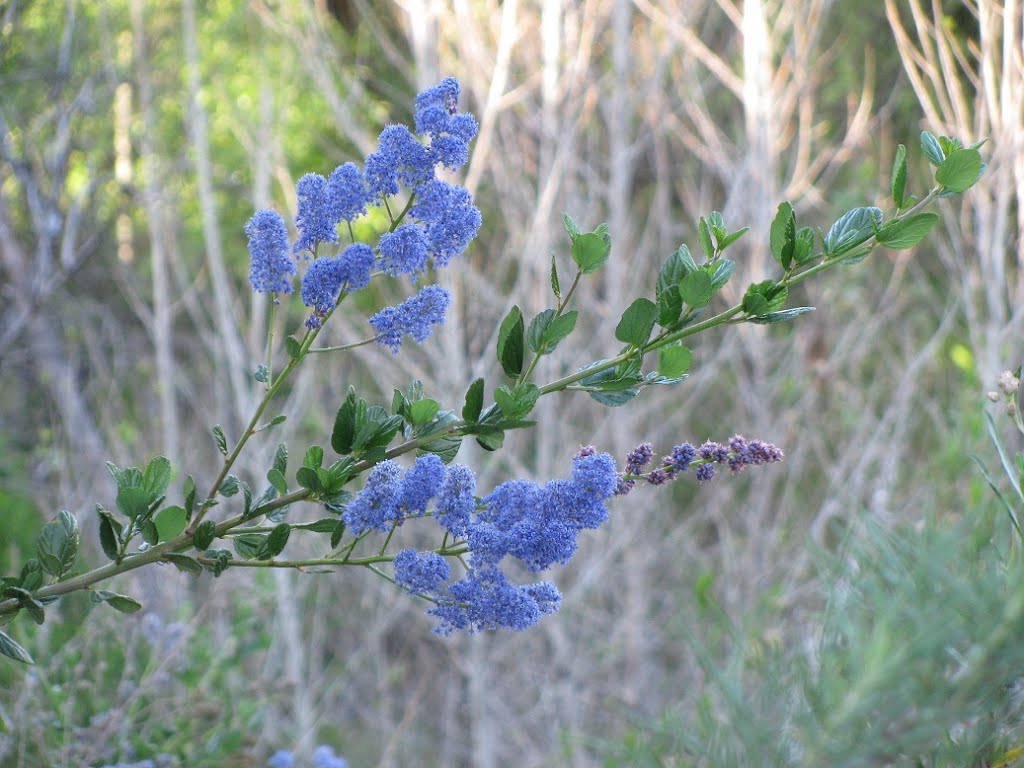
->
xmin=1 ymin=0 xmax=1022 ymax=766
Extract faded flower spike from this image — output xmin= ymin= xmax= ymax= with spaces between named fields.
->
xmin=245 ymin=209 xmax=295 ymax=294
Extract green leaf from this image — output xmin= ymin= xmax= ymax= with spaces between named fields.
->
xmin=409 ymin=399 xmax=441 ymax=425
xmin=3 ymin=587 xmax=44 ymax=625
xmin=891 ymin=144 xmax=907 ymax=207
xmin=697 ymin=217 xmax=714 ymax=259
xmin=253 ymin=364 xmax=269 ymax=383
xmin=793 ymin=227 xmax=817 ymax=265
xmin=527 ymin=309 xmax=556 ymax=354
xmin=97 ymin=507 xmax=122 ymax=562
xmin=615 ymin=298 xmax=658 ymax=347
xmin=330 ymin=520 xmax=346 ymax=548
xmin=707 ymin=211 xmax=726 ymax=239
xmin=770 ymin=202 xmax=796 ymax=270
xmin=920 ymin=130 xmax=945 ymax=166
xmin=203 ymin=549 xmax=233 ymax=577
xmin=542 ymin=311 xmax=577 ymax=351
xmin=106 ymin=461 xmax=128 ymax=489
xmin=257 ymin=414 xmax=287 ymax=432
xmin=18 ymin=560 xmax=43 ymax=592
xmin=824 ymin=207 xmax=883 ymax=256
xmin=295 ymin=518 xmax=343 ymax=534
xmin=562 ymin=212 xmax=581 ymax=239
xmin=680 ymin=270 xmax=713 ymax=308
xmin=36 ymin=510 xmax=79 ymax=579
xmin=304 ymin=446 xmax=324 ymax=470
xmin=296 ymin=466 xmax=323 ymax=493
xmin=571 ymin=231 xmax=612 ymax=274
xmin=285 ymin=336 xmax=302 ymax=359
xmin=935 ymin=148 xmax=983 ymax=193
xmin=331 ymin=389 xmax=358 ymax=455
xmin=742 ymin=281 xmax=789 ymax=316
xmin=192 ymin=520 xmax=217 ymax=551
xmin=91 ymin=590 xmax=143 ymax=614
xmin=140 ymin=519 xmax=158 ymax=547
xmin=267 ymin=468 xmax=287 ymax=495
xmin=242 ymin=482 xmax=253 ymax=519
xmin=0 ymin=630 xmax=34 ymax=664
xmin=218 ymin=475 xmax=240 ymax=497
xmin=748 ymin=307 xmax=816 ymax=324
xmin=717 ymin=227 xmax=749 ymax=250
xmin=183 ymin=475 xmax=196 ymax=518
xmin=116 ymin=485 xmax=149 ymax=523
xmin=709 ymin=260 xmax=735 ymax=291
xmin=494 ymin=383 xmax=541 ymax=420
xmin=212 ymin=425 xmax=228 ymax=456
xmin=257 ymin=524 xmax=290 ymax=559
xmin=656 ymin=249 xmax=687 ymax=306
xmin=658 ymin=345 xmax=692 ymax=379
xmin=497 ymin=305 xmax=525 ymax=378
xmin=142 ymin=456 xmax=172 ymax=499
xmin=550 ymin=253 xmax=561 ymax=299
xmin=273 ymin=442 xmax=288 ymax=476
xmin=154 ymin=506 xmax=187 ymax=542
xmin=462 ymin=378 xmax=484 ymax=422
xmin=234 ymin=534 xmax=266 ymax=560
xmin=163 ymin=553 xmax=203 ymax=575
xmin=657 ymin=285 xmax=682 ymax=328
xmin=876 ymin=213 xmax=939 ymax=249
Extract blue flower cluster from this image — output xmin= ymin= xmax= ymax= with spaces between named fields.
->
xmin=244 ymin=78 xmax=481 ymax=341
xmin=268 ymin=745 xmax=348 ymax=768
xmin=615 ymin=434 xmax=784 ymax=494
xmin=343 ymin=448 xmax=619 ymax=634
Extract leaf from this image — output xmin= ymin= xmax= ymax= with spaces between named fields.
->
xmin=36 ymin=510 xmax=79 ymax=579
xmin=331 ymin=389 xmax=358 ymax=455
xmin=936 ymin=148 xmax=983 ymax=193
xmin=571 ymin=231 xmax=611 ymax=274
xmin=542 ymin=311 xmax=577 ymax=351
xmin=91 ymin=590 xmax=143 ymax=614
xmin=267 ymin=468 xmax=287 ymax=495
xmin=876 ymin=213 xmax=939 ymax=249
xmin=891 ymin=143 xmax=907 ymax=207
xmin=496 ymin=305 xmax=525 ymax=378
xmin=143 ymin=457 xmax=173 ymax=499
xmin=18 ymin=559 xmax=43 ymax=592
xmin=97 ymin=507 xmax=122 ymax=562
xmin=330 ymin=521 xmax=346 ymax=549
xmin=257 ymin=524 xmax=291 ymax=559
xmin=697 ymin=217 xmax=714 ymax=259
xmin=285 ymin=336 xmax=302 ymax=359
xmin=824 ymin=207 xmax=883 ymax=257
xmin=183 ymin=475 xmax=196 ymax=518
xmin=212 ymin=425 xmax=228 ymax=456
xmin=709 ymin=259 xmax=735 ymax=291
xmin=257 ymin=414 xmax=287 ymax=433
xmin=296 ymin=466 xmax=323 ymax=493
xmin=462 ymin=378 xmax=484 ymax=422
xmin=304 ymin=446 xmax=324 ymax=470
xmin=242 ymin=481 xmax=253 ymax=519
xmin=707 ymin=211 xmax=726 ymax=239
xmin=192 ymin=520 xmax=217 ymax=551
xmin=920 ymin=130 xmax=945 ymax=167
xmin=657 ymin=286 xmax=682 ymax=328
xmin=717 ymin=227 xmax=749 ymax=250
xmin=770 ymin=202 xmax=796 ymax=270
xmin=562 ymin=212 xmax=581 ymax=239
xmin=409 ymin=399 xmax=440 ymax=425
xmin=218 ymin=475 xmax=240 ymax=497
xmin=3 ymin=587 xmax=44 ymax=625
xmin=296 ymin=518 xmax=344 ymax=534
xmin=0 ymin=630 xmax=34 ymax=664
xmin=203 ymin=549 xmax=233 ymax=577
xmin=550 ymin=253 xmax=561 ymax=298
xmin=163 ymin=553 xmax=203 ymax=575
xmin=527 ymin=309 xmax=556 ymax=354
xmin=656 ymin=249 xmax=687 ymax=303
xmin=793 ymin=227 xmax=817 ymax=265
xmin=154 ymin=506 xmax=187 ymax=542
xmin=742 ymin=281 xmax=789 ymax=316
xmin=658 ymin=345 xmax=692 ymax=379
xmin=116 ymin=485 xmax=149 ymax=523
xmin=748 ymin=307 xmax=816 ymax=324
xmin=680 ymin=270 xmax=713 ymax=308
xmin=615 ymin=298 xmax=658 ymax=347
xmin=494 ymin=383 xmax=540 ymax=420
xmin=253 ymin=364 xmax=269 ymax=383
xmin=273 ymin=442 xmax=288 ymax=476
xmin=234 ymin=534 xmax=266 ymax=560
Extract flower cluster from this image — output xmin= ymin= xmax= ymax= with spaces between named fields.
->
xmin=342 ymin=448 xmax=618 ymax=635
xmin=615 ymin=434 xmax=784 ymax=494
xmin=268 ymin=745 xmax=348 ymax=768
xmin=243 ymin=78 xmax=481 ymax=343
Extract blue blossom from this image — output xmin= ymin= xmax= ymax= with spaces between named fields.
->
xmin=327 ymin=162 xmax=368 ymax=223
xmin=267 ymin=751 xmax=295 ymax=768
xmin=394 ymin=548 xmax=450 ymax=594
xmin=669 ymin=442 xmax=696 ymax=472
xmin=569 ymin=451 xmax=619 ymax=503
xmin=409 ymin=180 xmax=482 ymax=266
xmin=505 ymin=516 xmax=577 ymax=572
xmin=337 ymin=243 xmax=374 ymax=292
xmin=625 ymin=442 xmax=654 ymax=475
xmin=480 ymin=478 xmax=543 ymax=530
xmin=414 ymin=77 xmax=462 ymax=133
xmin=293 ymin=173 xmax=339 ymax=255
xmin=301 ymin=256 xmax=345 ymax=314
xmin=378 ymin=223 xmax=430 ymax=278
xmin=313 ymin=746 xmax=349 ymax=768
xmin=398 ymin=453 xmax=446 ymax=516
xmin=364 ymin=125 xmax=433 ymax=200
xmin=342 ymin=460 xmax=404 ymax=535
xmin=245 ymin=209 xmax=295 ymax=293
xmin=466 ymin=520 xmax=508 ymax=566
xmin=695 ymin=463 xmax=716 ymax=482
xmin=428 ymin=567 xmax=554 ymax=635
xmin=434 ymin=463 xmax=477 ymax=536
xmin=369 ymin=284 xmax=450 ymax=353
xmin=414 ymin=77 xmax=478 ymax=170
xmin=699 ymin=440 xmax=730 ymax=463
